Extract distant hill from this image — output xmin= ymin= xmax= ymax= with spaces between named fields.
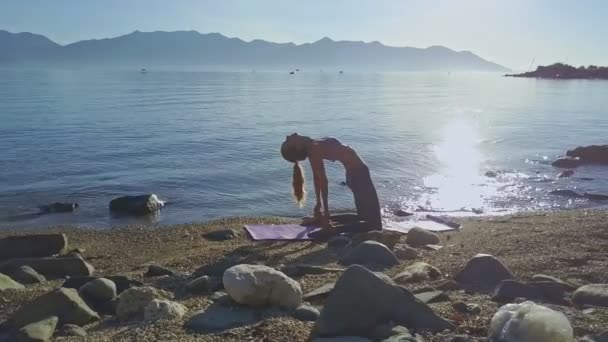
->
xmin=0 ymin=29 xmax=509 ymax=71
xmin=506 ymin=63 xmax=608 ymax=80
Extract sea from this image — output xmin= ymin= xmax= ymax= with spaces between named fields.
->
xmin=1 ymin=68 xmax=608 ymax=229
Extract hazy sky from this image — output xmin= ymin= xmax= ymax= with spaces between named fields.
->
xmin=1 ymin=0 xmax=607 ymax=70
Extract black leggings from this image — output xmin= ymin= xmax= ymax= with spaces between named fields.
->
xmin=331 ymin=213 xmax=380 ymax=234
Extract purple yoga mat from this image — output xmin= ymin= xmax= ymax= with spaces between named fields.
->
xmin=244 ymin=224 xmax=322 ymax=240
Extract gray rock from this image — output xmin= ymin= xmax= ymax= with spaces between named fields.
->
xmin=186 ymin=275 xmax=222 ymax=294
xmin=485 ymin=171 xmax=497 ymax=178
xmin=282 ymin=264 xmax=344 ymax=277
xmin=7 ymin=266 xmax=46 ymax=284
xmin=144 ymin=299 xmax=188 ymax=321
xmin=16 ymin=316 xmax=58 ymax=342
xmin=340 ymin=241 xmax=399 ymax=267
xmin=327 ymin=235 xmax=352 ymax=249
xmin=97 ymin=297 xmax=119 ymax=315
xmin=405 ymin=227 xmax=440 ymax=247
xmin=492 ymin=280 xmax=546 ymax=303
xmin=293 ymin=305 xmax=320 ymax=321
xmin=203 ymin=229 xmax=239 ymax=241
xmin=371 ymin=324 xmax=412 ymax=341
xmin=209 ymin=291 xmax=233 ymax=305
xmin=0 ymin=256 xmax=94 ymax=278
xmin=312 ymin=265 xmax=453 ymax=337
xmin=223 ymin=264 xmax=302 ymax=309
xmin=0 ymin=234 xmax=67 ymax=259
xmin=109 ymin=194 xmax=165 ymax=215
xmin=58 ymin=324 xmax=87 ymax=337
xmin=11 ymin=288 xmax=99 ymax=328
xmin=414 ymin=291 xmax=449 ymax=304
xmin=352 ymin=230 xmax=403 ymax=250
xmin=548 ymin=189 xmax=583 ymax=198
xmin=62 ymin=275 xmax=142 ymax=294
xmin=453 ymin=254 xmax=514 ymax=293
xmin=185 ymin=303 xmax=258 ymax=332
xmin=393 ymin=244 xmax=419 ymax=260
xmin=38 ymin=203 xmax=78 ymax=214
xmin=580 ymin=330 xmax=608 ymax=342
xmin=584 ymin=192 xmax=608 ymax=201
xmin=383 ymin=334 xmax=421 ymax=342
xmin=557 ymin=170 xmax=575 ymax=178
xmin=437 ymin=280 xmax=460 ymax=291
xmin=303 ymin=283 xmax=336 ymax=300
xmin=79 ymin=278 xmax=117 ymax=302
xmin=0 ymin=273 xmax=24 ymax=291
xmin=116 ymin=286 xmax=172 ymax=321
xmin=144 ymin=264 xmax=174 ymax=277
xmin=531 ymin=274 xmax=577 ymax=292
xmin=573 ymin=284 xmax=608 ymax=308
xmin=312 ymin=338 xmax=373 ymax=342
xmin=394 ymin=262 xmax=442 ymax=284
xmin=441 ymin=336 xmax=477 ymax=342
xmin=551 ymin=157 xmax=581 ymax=168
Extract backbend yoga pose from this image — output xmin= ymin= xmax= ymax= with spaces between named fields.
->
xmin=280 ymin=133 xmax=382 ymax=237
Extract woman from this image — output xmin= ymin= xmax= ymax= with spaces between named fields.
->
xmin=280 ymin=133 xmax=382 ymax=236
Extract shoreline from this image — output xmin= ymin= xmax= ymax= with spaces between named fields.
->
xmin=1 ymin=210 xmax=607 ymax=341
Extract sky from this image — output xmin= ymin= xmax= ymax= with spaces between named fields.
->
xmin=1 ymin=0 xmax=607 ymax=70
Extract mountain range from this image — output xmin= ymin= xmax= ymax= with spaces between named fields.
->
xmin=0 ymin=30 xmax=508 ymax=71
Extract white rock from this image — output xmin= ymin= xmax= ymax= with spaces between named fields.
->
xmin=144 ymin=299 xmax=187 ymax=321
xmin=223 ymin=264 xmax=302 ymax=309
xmin=488 ymin=301 xmax=573 ymax=342
xmin=116 ymin=286 xmax=172 ymax=321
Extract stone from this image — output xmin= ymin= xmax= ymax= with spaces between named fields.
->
xmin=203 ymin=229 xmax=239 ymax=241
xmin=312 ymin=265 xmax=452 ymax=337
xmin=144 ymin=299 xmax=188 ymax=321
xmin=63 ymin=275 xmax=142 ymax=294
xmin=223 ymin=264 xmax=302 ymax=309
xmin=79 ymin=278 xmax=117 ymax=302
xmin=282 ymin=264 xmax=344 ymax=277
xmin=0 ymin=256 xmax=94 ymax=278
xmin=371 ymin=324 xmax=412 ymax=341
xmin=16 ymin=316 xmax=58 ymax=342
xmin=144 ymin=264 xmax=174 ymax=277
xmin=551 ymin=157 xmax=582 ymax=168
xmin=383 ymin=335 xmax=421 ymax=342
xmin=209 ymin=291 xmax=233 ymax=305
xmin=453 ymin=254 xmax=514 ymax=293
xmin=492 ymin=280 xmax=546 ymax=303
xmin=573 ymin=284 xmax=608 ymax=307
xmin=437 ymin=280 xmax=460 ymax=291
xmin=580 ymin=330 xmax=608 ymax=342
xmin=566 ymin=145 xmax=608 ymax=164
xmin=394 ymin=262 xmax=442 ymax=284
xmin=441 ymin=336 xmax=477 ymax=342
xmin=11 ymin=288 xmax=99 ymax=328
xmin=0 ymin=273 xmax=24 ymax=291
xmin=109 ymin=194 xmax=165 ymax=215
xmin=414 ymin=291 xmax=449 ymax=304
xmin=303 ymin=283 xmax=336 ymax=300
xmin=340 ymin=241 xmax=399 ymax=267
xmin=405 ymin=227 xmax=440 ymax=247
xmin=584 ymin=192 xmax=608 ymax=201
xmin=531 ymin=274 xmax=577 ymax=292
xmin=186 ymin=275 xmax=222 ymax=294
xmin=293 ymin=305 xmax=320 ymax=321
xmin=327 ymin=235 xmax=352 ymax=249
xmin=116 ymin=286 xmax=172 ymax=321
xmin=549 ymin=189 xmax=583 ymax=198
xmin=484 ymin=171 xmax=497 ymax=178
xmin=395 ymin=209 xmax=413 ymax=217
xmin=312 ymin=338 xmax=373 ymax=342
xmin=488 ymin=301 xmax=573 ymax=342
xmin=557 ymin=170 xmax=575 ymax=178
xmin=58 ymin=324 xmax=87 ymax=337
xmin=38 ymin=203 xmax=78 ymax=214
xmin=393 ymin=244 xmax=419 ymax=260
xmin=0 ymin=234 xmax=67 ymax=259
xmin=185 ymin=303 xmax=258 ymax=332
xmin=352 ymin=230 xmax=403 ymax=249
xmin=7 ymin=266 xmax=46 ymax=284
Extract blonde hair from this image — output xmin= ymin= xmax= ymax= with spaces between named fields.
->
xmin=292 ymin=161 xmax=306 ymax=207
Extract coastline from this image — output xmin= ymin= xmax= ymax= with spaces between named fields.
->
xmin=1 ymin=210 xmax=607 ymax=341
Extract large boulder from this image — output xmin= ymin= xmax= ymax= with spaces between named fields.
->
xmin=16 ymin=316 xmax=58 ymax=342
xmin=63 ymin=275 xmax=142 ymax=294
xmin=488 ymin=301 xmax=573 ymax=342
xmin=144 ymin=299 xmax=187 ymax=321
xmin=0 ymin=256 xmax=94 ymax=278
xmin=0 ymin=273 xmax=24 ymax=291
xmin=393 ymin=262 xmax=441 ymax=284
xmin=11 ymin=288 xmax=99 ymax=328
xmin=453 ymin=254 xmax=514 ymax=293
xmin=116 ymin=286 xmax=172 ymax=321
xmin=340 ymin=241 xmax=399 ymax=267
xmin=79 ymin=278 xmax=117 ymax=303
xmin=312 ymin=265 xmax=452 ymax=338
xmin=551 ymin=157 xmax=582 ymax=168
xmin=109 ymin=194 xmax=165 ymax=215
xmin=7 ymin=266 xmax=46 ymax=284
xmin=0 ymin=234 xmax=67 ymax=259
xmin=223 ymin=264 xmax=302 ymax=309
xmin=573 ymin=284 xmax=608 ymax=307
xmin=185 ymin=275 xmax=222 ymax=294
xmin=531 ymin=274 xmax=577 ymax=292
xmin=566 ymin=145 xmax=608 ymax=164
xmin=405 ymin=227 xmax=440 ymax=247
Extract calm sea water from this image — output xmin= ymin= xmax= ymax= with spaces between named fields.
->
xmin=1 ymin=68 xmax=608 ymax=229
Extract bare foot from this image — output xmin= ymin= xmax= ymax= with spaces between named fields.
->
xmin=301 ymin=216 xmax=320 ymax=226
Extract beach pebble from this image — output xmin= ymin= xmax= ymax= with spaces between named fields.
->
xmin=573 ymin=284 xmax=608 ymax=308
xmin=16 ymin=316 xmax=58 ymax=342
xmin=454 ymin=254 xmax=514 ymax=293
xmin=488 ymin=301 xmax=573 ymax=342
xmin=0 ymin=273 xmax=25 ymax=291
xmin=223 ymin=264 xmax=302 ymax=309
xmin=11 ymin=288 xmax=99 ymax=328
xmin=79 ymin=278 xmax=117 ymax=303
xmin=58 ymin=324 xmax=87 ymax=337
xmin=393 ymin=262 xmax=442 ymax=284
xmin=312 ymin=265 xmax=452 ymax=337
xmin=186 ymin=275 xmax=222 ymax=294
xmin=203 ymin=229 xmax=239 ymax=241
xmin=405 ymin=227 xmax=440 ymax=247
xmin=340 ymin=241 xmax=399 ymax=267
xmin=116 ymin=286 xmax=172 ymax=321
xmin=441 ymin=335 xmax=477 ymax=342
xmin=144 ymin=264 xmax=174 ymax=277
xmin=6 ymin=266 xmax=46 ymax=285
xmin=393 ymin=244 xmax=419 ymax=260
xmin=144 ymin=299 xmax=187 ymax=321
xmin=293 ymin=304 xmax=320 ymax=321
xmin=452 ymin=302 xmax=480 ymax=315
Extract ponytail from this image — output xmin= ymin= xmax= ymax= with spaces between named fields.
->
xmin=292 ymin=161 xmax=306 ymax=207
